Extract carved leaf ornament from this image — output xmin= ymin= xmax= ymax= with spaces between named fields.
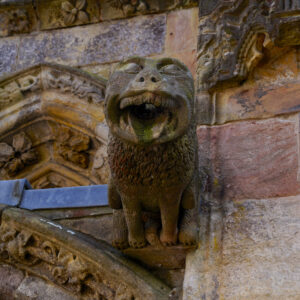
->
xmin=57 ymin=127 xmax=90 ymax=169
xmin=61 ymin=0 xmax=89 ymax=25
xmin=109 ymin=0 xmax=147 ymax=16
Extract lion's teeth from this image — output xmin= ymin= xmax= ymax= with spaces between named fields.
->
xmin=155 ymin=96 xmax=161 ymax=107
xmin=120 ymin=98 xmax=129 ymax=109
xmin=120 ymin=115 xmax=126 ymax=130
xmin=136 ymin=98 xmax=143 ymax=106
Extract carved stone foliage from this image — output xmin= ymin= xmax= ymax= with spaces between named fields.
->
xmin=0 ymin=0 xmax=197 ymax=33
xmin=56 ymin=127 xmax=90 ymax=169
xmin=197 ymin=0 xmax=300 ymax=90
xmin=108 ymin=0 xmax=148 ymax=16
xmin=0 ymin=73 xmax=40 ymax=110
xmin=0 ymin=7 xmax=35 ymax=37
xmin=104 ymin=0 xmax=197 ymax=19
xmin=36 ymin=0 xmax=100 ymax=30
xmin=4 ymin=9 xmax=29 ymax=35
xmin=197 ymin=0 xmax=275 ymax=91
xmin=0 ymin=132 xmax=38 ymax=177
xmin=0 ymin=208 xmax=171 ymax=299
xmin=92 ymin=145 xmax=109 ymax=184
xmin=42 ymin=65 xmax=105 ymax=105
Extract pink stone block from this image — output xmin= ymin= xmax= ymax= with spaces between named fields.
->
xmin=197 ymin=118 xmax=300 ymax=200
xmin=166 ymin=8 xmax=198 ymax=53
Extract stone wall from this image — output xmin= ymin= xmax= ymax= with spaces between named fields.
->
xmin=184 ymin=1 xmax=300 ymax=299
xmin=1 ymin=0 xmax=300 ymax=299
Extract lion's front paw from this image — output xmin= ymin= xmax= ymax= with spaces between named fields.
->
xmin=178 ymin=225 xmax=197 ymax=246
xmin=112 ymin=238 xmax=129 ymax=249
xmin=160 ymin=230 xmax=177 ymax=247
xmin=129 ymin=235 xmax=146 ymax=248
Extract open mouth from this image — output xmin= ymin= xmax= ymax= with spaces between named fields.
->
xmin=118 ymin=92 xmax=178 ymax=143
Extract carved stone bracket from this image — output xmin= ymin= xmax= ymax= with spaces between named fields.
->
xmin=0 ymin=207 xmax=171 ymax=299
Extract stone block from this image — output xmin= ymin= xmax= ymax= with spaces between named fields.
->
xmin=0 ymin=37 xmax=19 ymax=76
xmin=0 ymin=264 xmax=24 ymax=299
xmin=164 ymin=8 xmax=198 ymax=78
xmin=3 ymin=14 xmax=165 ymax=75
xmin=220 ymin=196 xmax=300 ymax=299
xmin=197 ymin=117 xmax=300 ymax=200
xmin=184 ymin=195 xmax=300 ymax=299
xmin=124 ymin=245 xmax=196 ymax=269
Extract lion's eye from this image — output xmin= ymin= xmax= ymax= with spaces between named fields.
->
xmin=121 ymin=63 xmax=143 ymax=74
xmin=159 ymin=64 xmax=183 ymax=75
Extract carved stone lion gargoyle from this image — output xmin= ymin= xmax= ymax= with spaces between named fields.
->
xmin=105 ymin=57 xmax=198 ymax=249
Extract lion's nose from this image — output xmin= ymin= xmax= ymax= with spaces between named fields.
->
xmin=136 ymin=72 xmax=161 ymax=84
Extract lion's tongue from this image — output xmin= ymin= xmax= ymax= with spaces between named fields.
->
xmin=128 ymin=110 xmax=168 ymax=143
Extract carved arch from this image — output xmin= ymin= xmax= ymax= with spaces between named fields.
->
xmin=0 ymin=207 xmax=171 ymax=299
xmin=0 ymin=64 xmax=109 ymax=188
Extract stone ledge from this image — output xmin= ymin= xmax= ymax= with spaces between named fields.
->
xmin=124 ymin=245 xmax=196 ymax=269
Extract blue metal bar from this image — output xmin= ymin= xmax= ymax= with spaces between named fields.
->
xmin=0 ymin=179 xmax=108 ymax=210
xmin=20 ymin=185 xmax=108 ymax=210
xmin=0 ymin=179 xmax=31 ymax=206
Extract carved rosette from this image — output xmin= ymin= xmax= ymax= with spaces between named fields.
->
xmin=0 ymin=208 xmax=171 ymax=299
xmin=0 ymin=132 xmax=38 ymax=177
xmin=61 ymin=0 xmax=89 ymax=26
